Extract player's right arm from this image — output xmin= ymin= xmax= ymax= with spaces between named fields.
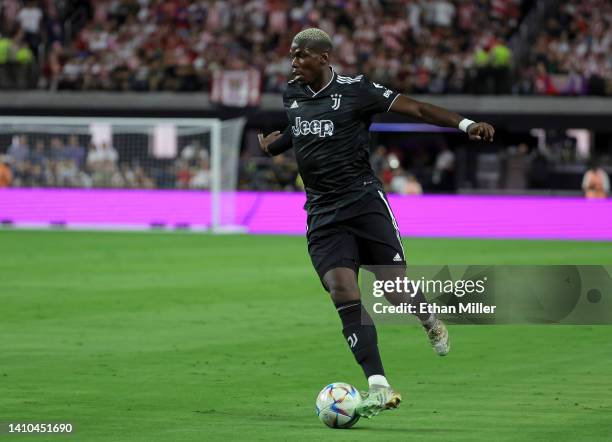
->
xmin=258 ymin=126 xmax=293 ymax=156
xmin=389 ymin=95 xmax=494 ymax=142
xmin=357 ymin=76 xmax=494 ymax=142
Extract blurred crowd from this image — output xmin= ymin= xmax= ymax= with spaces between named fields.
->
xmin=0 ymin=134 xmax=217 ymax=189
xmin=367 ymin=142 xmax=609 ymax=198
xmin=0 ymin=132 xmax=608 ymax=199
xmin=0 ymin=134 xmax=157 ymax=188
xmin=516 ymin=0 xmax=612 ymax=95
xmin=212 ymin=138 xmax=611 ymax=198
xmin=0 ymin=0 xmax=609 ymax=95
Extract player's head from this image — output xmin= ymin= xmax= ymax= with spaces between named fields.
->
xmin=290 ymin=28 xmax=332 ymax=84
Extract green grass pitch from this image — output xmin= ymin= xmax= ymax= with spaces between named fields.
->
xmin=1 ymin=230 xmax=611 ymax=441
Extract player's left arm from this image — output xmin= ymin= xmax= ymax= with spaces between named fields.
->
xmin=390 ymin=95 xmax=495 ymax=142
xmin=258 ymin=126 xmax=293 ymax=156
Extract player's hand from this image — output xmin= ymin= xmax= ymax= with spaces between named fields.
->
xmin=257 ymin=131 xmax=282 ymax=155
xmin=467 ymin=122 xmax=495 ymax=142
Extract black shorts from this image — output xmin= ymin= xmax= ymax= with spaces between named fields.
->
xmin=306 ymin=185 xmax=406 ymax=289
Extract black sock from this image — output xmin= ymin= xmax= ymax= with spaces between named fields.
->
xmin=336 ymin=301 xmax=385 ymax=378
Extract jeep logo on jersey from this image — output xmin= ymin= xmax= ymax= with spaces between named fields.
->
xmin=292 ymin=117 xmax=334 ymax=137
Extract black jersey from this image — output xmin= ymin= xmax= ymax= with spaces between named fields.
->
xmin=282 ymin=68 xmax=400 ymax=214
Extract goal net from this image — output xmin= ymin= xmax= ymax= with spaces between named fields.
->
xmin=0 ymin=116 xmax=246 ymax=232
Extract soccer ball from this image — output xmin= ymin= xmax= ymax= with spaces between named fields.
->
xmin=315 ymin=382 xmax=362 ymax=429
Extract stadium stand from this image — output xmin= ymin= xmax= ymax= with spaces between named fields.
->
xmin=0 ymin=0 xmax=529 ymax=94
xmin=1 ymin=1 xmax=609 ymax=95
xmin=516 ymin=0 xmax=611 ymax=96
xmin=0 ymin=1 xmax=610 ymax=194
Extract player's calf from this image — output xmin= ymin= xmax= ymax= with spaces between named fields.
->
xmin=336 ymin=300 xmax=387 ymax=378
xmin=377 ymin=270 xmax=451 ymax=356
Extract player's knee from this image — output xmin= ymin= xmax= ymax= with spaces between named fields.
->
xmin=375 ymin=269 xmax=408 ymax=305
xmin=326 ymin=278 xmax=359 ymax=303
xmin=323 ymin=268 xmax=360 ymax=303
xmin=328 ymin=283 xmax=359 ymax=303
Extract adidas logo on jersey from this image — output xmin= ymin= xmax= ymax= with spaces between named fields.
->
xmin=290 ymin=100 xmax=299 ymax=109
xmin=393 ymin=253 xmax=402 ymax=262
xmin=291 ymin=117 xmax=334 ymax=137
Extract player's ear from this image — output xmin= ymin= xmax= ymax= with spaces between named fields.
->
xmin=319 ymin=51 xmax=329 ymax=65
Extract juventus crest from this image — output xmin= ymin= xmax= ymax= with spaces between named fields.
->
xmin=331 ymin=94 xmax=342 ymax=110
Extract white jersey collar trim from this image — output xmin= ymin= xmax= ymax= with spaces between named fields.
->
xmin=306 ymin=67 xmax=335 ymax=97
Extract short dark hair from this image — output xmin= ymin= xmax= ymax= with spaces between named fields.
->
xmin=292 ymin=28 xmax=332 ymax=53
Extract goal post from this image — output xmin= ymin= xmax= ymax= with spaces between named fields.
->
xmin=211 ymin=117 xmax=248 ymax=233
xmin=0 ymin=116 xmax=247 ymax=232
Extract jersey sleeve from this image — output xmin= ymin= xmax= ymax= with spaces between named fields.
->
xmin=267 ymin=126 xmax=293 ymax=156
xmin=357 ymin=76 xmax=400 ymax=118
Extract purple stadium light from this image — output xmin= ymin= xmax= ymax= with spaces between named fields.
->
xmin=369 ymin=123 xmax=460 ymax=133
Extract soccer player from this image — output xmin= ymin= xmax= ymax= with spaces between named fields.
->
xmin=258 ymin=28 xmax=495 ymax=418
